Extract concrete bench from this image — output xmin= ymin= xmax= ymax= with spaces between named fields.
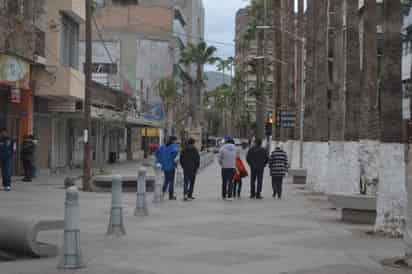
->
xmin=328 ymin=193 xmax=377 ymax=225
xmin=92 ymin=174 xmax=156 ymax=192
xmin=0 ymin=217 xmax=64 ymax=258
xmin=288 ymin=169 xmax=307 ymax=185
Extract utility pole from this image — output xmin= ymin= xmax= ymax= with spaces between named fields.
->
xmin=83 ymin=0 xmax=92 ymax=191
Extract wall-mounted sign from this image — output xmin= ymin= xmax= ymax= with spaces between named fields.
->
xmin=0 ymin=55 xmax=30 ymax=85
xmin=10 ymin=87 xmax=21 ymax=104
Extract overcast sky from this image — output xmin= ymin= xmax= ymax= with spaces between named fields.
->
xmin=204 ymin=0 xmax=249 ymax=71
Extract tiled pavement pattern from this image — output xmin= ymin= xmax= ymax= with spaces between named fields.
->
xmin=0 ymin=158 xmax=409 ymax=274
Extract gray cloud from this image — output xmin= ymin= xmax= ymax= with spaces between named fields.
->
xmin=204 ymin=0 xmax=249 ymax=71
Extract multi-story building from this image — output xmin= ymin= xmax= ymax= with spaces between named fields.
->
xmin=0 ymin=0 xmax=47 ymax=174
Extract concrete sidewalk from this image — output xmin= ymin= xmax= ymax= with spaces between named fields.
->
xmin=0 ymin=160 xmax=409 ymax=274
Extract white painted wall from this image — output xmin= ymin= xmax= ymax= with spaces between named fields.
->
xmin=303 ymin=142 xmax=329 ymax=193
xmin=375 ymin=143 xmax=407 ymax=232
xmin=326 ymin=142 xmax=360 ymax=194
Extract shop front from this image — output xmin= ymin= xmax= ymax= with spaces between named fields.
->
xmin=0 ymin=54 xmax=32 ymax=175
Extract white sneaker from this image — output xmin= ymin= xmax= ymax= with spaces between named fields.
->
xmin=4 ymin=186 xmax=11 ymax=191
xmin=226 ymin=197 xmax=234 ymax=201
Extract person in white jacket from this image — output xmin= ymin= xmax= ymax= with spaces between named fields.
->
xmin=218 ymin=136 xmax=237 ymax=201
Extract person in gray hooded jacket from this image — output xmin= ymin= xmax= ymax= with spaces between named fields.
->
xmin=218 ymin=136 xmax=237 ymax=201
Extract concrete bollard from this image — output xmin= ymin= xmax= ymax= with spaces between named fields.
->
xmin=107 ymin=175 xmax=126 ymax=236
xmin=134 ymin=167 xmax=148 ymax=216
xmin=58 ymin=186 xmax=85 ymax=269
xmin=153 ymin=164 xmax=163 ymax=203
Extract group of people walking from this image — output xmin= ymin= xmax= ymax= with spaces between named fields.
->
xmin=0 ymin=128 xmax=37 ymax=191
xmin=219 ymin=136 xmax=288 ymax=201
xmin=155 ymin=135 xmax=288 ymax=202
xmin=156 ymin=136 xmax=200 ymax=201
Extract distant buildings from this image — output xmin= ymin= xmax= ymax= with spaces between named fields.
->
xmin=0 ymin=0 xmax=204 ymax=175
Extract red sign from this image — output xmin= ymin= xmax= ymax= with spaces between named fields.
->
xmin=10 ymin=87 xmax=21 ymax=103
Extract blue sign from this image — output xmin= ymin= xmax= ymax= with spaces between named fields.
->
xmin=142 ymin=103 xmax=164 ymax=121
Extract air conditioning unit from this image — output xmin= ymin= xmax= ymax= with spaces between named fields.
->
xmin=34 ymin=54 xmax=47 ymax=66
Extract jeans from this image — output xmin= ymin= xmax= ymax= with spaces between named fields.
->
xmin=0 ymin=159 xmax=11 ymax=187
xmin=221 ymin=168 xmax=235 ymax=199
xmin=233 ymin=179 xmax=242 ymax=197
xmin=250 ymin=168 xmax=264 ymax=197
xmin=183 ymin=172 xmax=197 ymax=197
xmin=272 ymin=176 xmax=284 ymax=198
xmin=163 ymin=169 xmax=176 ymax=197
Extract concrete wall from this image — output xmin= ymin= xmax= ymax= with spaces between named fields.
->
xmin=303 ymin=142 xmax=329 ymax=193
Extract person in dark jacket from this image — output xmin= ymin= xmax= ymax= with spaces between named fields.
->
xmin=246 ymin=138 xmax=268 ymax=199
xmin=180 ymin=138 xmax=200 ymax=201
xmin=269 ymin=146 xmax=288 ymax=199
xmin=21 ymin=135 xmax=36 ymax=182
xmin=0 ymin=128 xmax=15 ymax=191
xmin=155 ymin=136 xmax=179 ymax=200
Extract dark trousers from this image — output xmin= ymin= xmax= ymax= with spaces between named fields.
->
xmin=22 ymin=159 xmax=33 ymax=180
xmin=250 ymin=168 xmax=264 ymax=197
xmin=233 ymin=179 xmax=242 ymax=197
xmin=272 ymin=176 xmax=284 ymax=198
xmin=163 ymin=169 xmax=176 ymax=197
xmin=221 ymin=168 xmax=235 ymax=198
xmin=183 ymin=171 xmax=197 ymax=197
xmin=0 ymin=159 xmax=11 ymax=187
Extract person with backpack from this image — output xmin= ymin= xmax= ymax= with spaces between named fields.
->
xmin=155 ymin=136 xmax=179 ymax=200
xmin=180 ymin=138 xmax=200 ymax=201
xmin=269 ymin=146 xmax=289 ymax=199
xmin=246 ymin=138 xmax=268 ymax=199
xmin=232 ymin=150 xmax=248 ymax=199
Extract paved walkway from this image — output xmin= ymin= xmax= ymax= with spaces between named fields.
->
xmin=0 ymin=159 xmax=409 ymax=274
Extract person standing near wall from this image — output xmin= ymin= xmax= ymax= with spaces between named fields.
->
xmin=156 ymin=136 xmax=179 ymax=200
xmin=180 ymin=138 xmax=200 ymax=201
xmin=20 ymin=135 xmax=35 ymax=182
xmin=246 ymin=138 xmax=268 ymax=199
xmin=0 ymin=128 xmax=15 ymax=191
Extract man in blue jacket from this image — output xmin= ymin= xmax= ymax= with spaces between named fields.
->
xmin=0 ymin=128 xmax=15 ymax=191
xmin=155 ymin=136 xmax=179 ymax=200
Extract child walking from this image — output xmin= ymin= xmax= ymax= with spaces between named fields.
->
xmin=233 ymin=151 xmax=248 ymax=199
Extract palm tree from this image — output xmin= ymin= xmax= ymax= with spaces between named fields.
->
xmin=380 ymin=0 xmax=402 ymax=143
xmin=158 ymin=77 xmax=178 ymax=138
xmin=180 ymin=41 xmax=218 ymax=128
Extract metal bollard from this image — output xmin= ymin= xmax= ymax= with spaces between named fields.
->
xmin=107 ymin=175 xmax=126 ymax=236
xmin=153 ymin=164 xmax=163 ymax=203
xmin=135 ymin=167 xmax=148 ymax=216
xmin=58 ymin=186 xmax=85 ymax=269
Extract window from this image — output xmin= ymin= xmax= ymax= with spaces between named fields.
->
xmin=61 ymin=14 xmax=79 ymax=69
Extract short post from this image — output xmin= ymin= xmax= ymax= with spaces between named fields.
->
xmin=135 ymin=167 xmax=148 ymax=216
xmin=58 ymin=186 xmax=85 ymax=269
xmin=153 ymin=163 xmax=163 ymax=203
xmin=107 ymin=175 xmax=126 ymax=236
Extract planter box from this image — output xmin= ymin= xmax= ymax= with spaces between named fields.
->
xmin=328 ymin=193 xmax=377 ymax=225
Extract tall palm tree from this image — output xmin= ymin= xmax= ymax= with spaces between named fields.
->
xmin=158 ymin=77 xmax=178 ymax=138
xmin=180 ymin=41 xmax=218 ymax=128
xmin=380 ymin=0 xmax=402 ymax=143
